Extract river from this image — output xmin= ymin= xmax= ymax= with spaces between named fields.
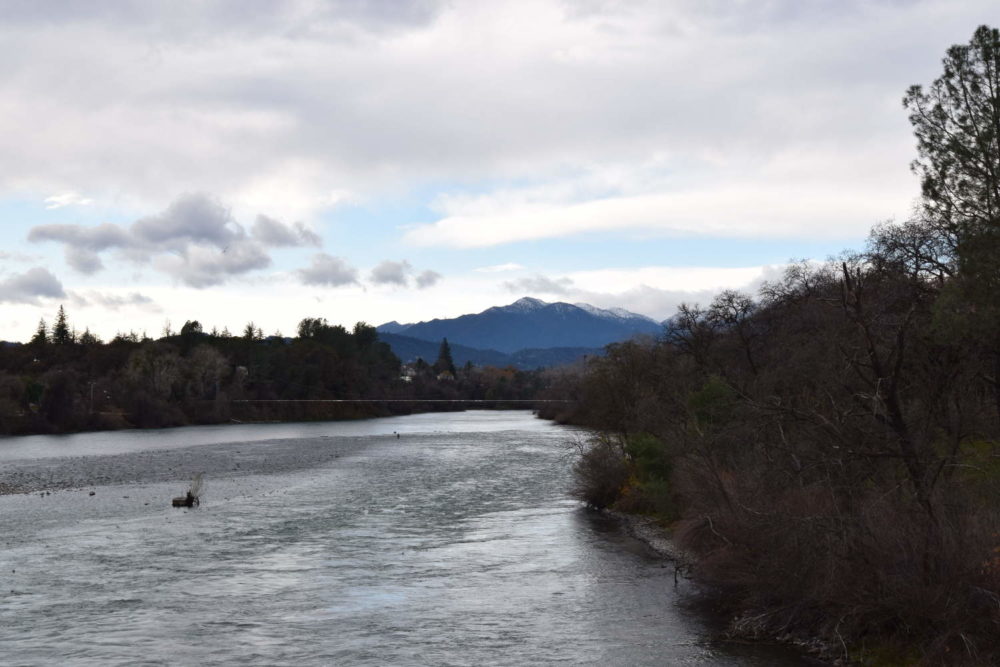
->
xmin=1 ymin=411 xmax=809 ymax=665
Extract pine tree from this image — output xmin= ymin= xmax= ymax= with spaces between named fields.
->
xmin=30 ymin=318 xmax=49 ymax=346
xmin=434 ymin=338 xmax=456 ymax=376
xmin=79 ymin=328 xmax=101 ymax=345
xmin=52 ymin=305 xmax=71 ymax=345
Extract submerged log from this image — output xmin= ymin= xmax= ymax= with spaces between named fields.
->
xmin=171 ymin=491 xmax=198 ymax=508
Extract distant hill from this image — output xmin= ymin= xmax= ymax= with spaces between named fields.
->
xmin=377 ymin=331 xmax=601 ymax=370
xmin=378 ymin=297 xmax=662 ymax=354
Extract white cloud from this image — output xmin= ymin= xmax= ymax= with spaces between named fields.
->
xmin=44 ymin=192 xmax=93 ymax=209
xmin=476 ymin=262 xmax=525 ymax=273
xmin=497 ymin=264 xmax=791 ymax=320
xmin=406 ymin=181 xmax=908 ymax=248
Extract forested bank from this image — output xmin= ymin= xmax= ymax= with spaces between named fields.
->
xmin=545 ymin=26 xmax=1000 ymax=664
xmin=0 ymin=314 xmax=550 ymax=436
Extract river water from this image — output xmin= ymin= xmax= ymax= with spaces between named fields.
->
xmin=1 ymin=411 xmax=808 ymax=665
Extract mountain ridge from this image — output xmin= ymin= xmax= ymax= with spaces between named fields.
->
xmin=378 ymin=297 xmax=663 ymax=355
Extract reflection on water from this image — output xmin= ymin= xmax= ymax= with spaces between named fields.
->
xmin=1 ymin=411 xmax=806 ymax=665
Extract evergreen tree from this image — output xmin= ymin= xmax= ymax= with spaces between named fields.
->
xmin=904 ymin=25 xmax=1000 ymax=247
xmin=30 ymin=318 xmax=49 ymax=346
xmin=905 ymin=25 xmax=1000 ymax=413
xmin=52 ymin=305 xmax=71 ymax=345
xmin=434 ymin=338 xmax=456 ymax=376
xmin=79 ymin=328 xmax=101 ymax=345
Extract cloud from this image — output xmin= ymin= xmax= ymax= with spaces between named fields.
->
xmin=503 ymin=274 xmax=574 ymax=296
xmin=369 ymin=260 xmax=412 ymax=286
xmin=0 ymin=250 xmax=41 ymax=263
xmin=28 ymin=222 xmax=133 ymax=251
xmin=0 ymin=0 xmax=976 ymax=221
xmin=366 ymin=260 xmax=442 ymax=288
xmin=475 ymin=263 xmax=524 ymax=273
xmin=65 ymin=247 xmax=104 ymax=274
xmin=496 ymin=264 xmax=793 ymax=321
xmin=153 ymin=240 xmax=271 ymax=288
xmin=298 ymin=253 xmax=359 ymax=287
xmin=71 ymin=290 xmax=161 ymax=312
xmin=44 ymin=192 xmax=93 ymax=209
xmin=131 ymin=194 xmax=241 ymax=250
xmin=415 ymin=269 xmax=441 ymax=289
xmin=405 ymin=183 xmax=907 ymax=248
xmin=27 ymin=193 xmax=305 ymax=286
xmin=0 ymin=267 xmax=65 ymax=304
xmin=251 ymin=215 xmax=322 ymax=247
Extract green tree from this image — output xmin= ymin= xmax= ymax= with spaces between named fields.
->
xmin=905 ymin=25 xmax=1000 ymax=419
xmin=904 ymin=25 xmax=1000 ymax=263
xmin=243 ymin=322 xmax=262 ymax=341
xmin=180 ymin=320 xmax=203 ymax=337
xmin=78 ymin=328 xmax=101 ymax=345
xmin=52 ymin=305 xmax=72 ymax=345
xmin=353 ymin=322 xmax=378 ymax=348
xmin=434 ymin=338 xmax=456 ymax=376
xmin=30 ymin=318 xmax=49 ymax=346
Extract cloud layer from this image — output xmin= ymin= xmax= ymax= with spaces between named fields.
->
xmin=0 ymin=1 xmax=985 ymax=225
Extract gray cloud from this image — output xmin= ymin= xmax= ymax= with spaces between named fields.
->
xmin=415 ymin=269 xmax=441 ymax=288
xmin=0 ymin=0 xmax=984 ymax=222
xmin=369 ymin=260 xmax=412 ymax=286
xmin=0 ymin=1 xmax=444 ymax=36
xmin=154 ymin=239 xmax=271 ymax=288
xmin=0 ymin=250 xmax=41 ymax=263
xmin=65 ymin=247 xmax=104 ymax=274
xmin=252 ymin=215 xmax=322 ymax=247
xmin=28 ymin=222 xmax=132 ymax=251
xmin=0 ymin=267 xmax=66 ymax=304
xmin=71 ymin=290 xmax=160 ymax=312
xmin=26 ymin=193 xmax=295 ymax=286
xmin=503 ymin=274 xmax=575 ymax=296
xmin=298 ymin=253 xmax=359 ymax=287
xmin=131 ymin=194 xmax=240 ymax=249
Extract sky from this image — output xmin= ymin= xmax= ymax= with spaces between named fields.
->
xmin=0 ymin=0 xmax=995 ymax=342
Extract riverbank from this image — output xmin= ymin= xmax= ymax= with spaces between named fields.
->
xmin=606 ymin=509 xmax=844 ymax=665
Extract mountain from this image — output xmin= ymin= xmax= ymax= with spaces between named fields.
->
xmin=378 ymin=297 xmax=662 ymax=354
xmin=377 ymin=331 xmax=601 ymax=370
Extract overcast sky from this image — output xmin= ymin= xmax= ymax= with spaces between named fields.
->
xmin=0 ymin=0 xmax=995 ymax=341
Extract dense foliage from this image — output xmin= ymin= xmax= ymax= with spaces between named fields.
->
xmin=0 ymin=316 xmax=550 ymax=435
xmin=553 ymin=26 xmax=1000 ymax=664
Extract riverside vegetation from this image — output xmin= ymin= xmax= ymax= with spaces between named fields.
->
xmin=0 ymin=315 xmax=549 ymax=435
xmin=543 ymin=26 xmax=1000 ymax=664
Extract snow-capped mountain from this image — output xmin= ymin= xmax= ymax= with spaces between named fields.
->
xmin=377 ymin=297 xmax=662 ymax=354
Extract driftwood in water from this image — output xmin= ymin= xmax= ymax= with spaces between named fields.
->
xmin=171 ymin=473 xmax=204 ymax=508
xmin=171 ymin=492 xmax=198 ymax=507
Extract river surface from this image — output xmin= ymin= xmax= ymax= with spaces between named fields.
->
xmin=1 ymin=411 xmax=809 ymax=665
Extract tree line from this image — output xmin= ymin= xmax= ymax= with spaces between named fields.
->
xmin=549 ymin=26 xmax=1000 ymax=664
xmin=0 ymin=312 xmax=550 ymax=435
